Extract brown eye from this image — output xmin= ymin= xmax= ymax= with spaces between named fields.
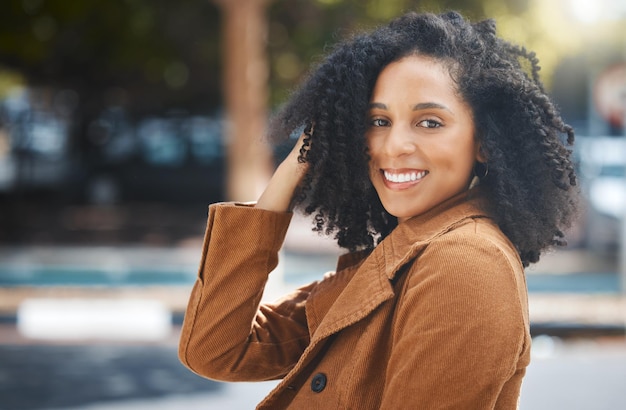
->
xmin=371 ymin=118 xmax=390 ymax=127
xmin=418 ymin=119 xmax=442 ymax=128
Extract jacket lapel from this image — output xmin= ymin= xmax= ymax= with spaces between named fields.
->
xmin=305 ymin=188 xmax=491 ymax=343
xmin=307 ymin=247 xmax=394 ymax=343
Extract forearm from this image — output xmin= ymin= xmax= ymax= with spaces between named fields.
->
xmin=180 ymin=133 xmax=311 ymax=380
xmin=178 ymin=203 xmax=306 ymax=381
xmin=256 ymin=160 xmax=303 ymax=212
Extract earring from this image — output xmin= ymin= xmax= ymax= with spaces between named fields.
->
xmin=475 ymin=162 xmax=488 ymax=179
xmin=469 ymin=162 xmax=488 ymax=189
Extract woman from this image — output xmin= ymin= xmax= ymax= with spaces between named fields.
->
xmin=179 ymin=11 xmax=578 ymax=409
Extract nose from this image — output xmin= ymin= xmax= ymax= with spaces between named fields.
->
xmin=382 ymin=124 xmax=416 ymax=157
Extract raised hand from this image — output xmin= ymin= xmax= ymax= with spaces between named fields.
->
xmin=256 ymin=131 xmax=310 ymax=212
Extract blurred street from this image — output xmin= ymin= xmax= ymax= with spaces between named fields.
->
xmin=0 ymin=336 xmax=624 ymax=410
xmin=520 ymin=337 xmax=626 ymax=410
xmin=1 ymin=213 xmax=625 ymax=409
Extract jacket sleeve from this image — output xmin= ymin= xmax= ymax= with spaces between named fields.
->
xmin=380 ymin=229 xmax=530 ymax=409
xmin=178 ymin=203 xmax=313 ymax=382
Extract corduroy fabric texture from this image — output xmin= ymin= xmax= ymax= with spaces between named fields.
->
xmin=179 ymin=189 xmax=530 ymax=409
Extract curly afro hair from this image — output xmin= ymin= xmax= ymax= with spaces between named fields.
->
xmin=269 ymin=11 xmax=579 ymax=267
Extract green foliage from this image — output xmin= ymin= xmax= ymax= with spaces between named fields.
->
xmin=267 ymin=0 xmax=528 ymax=106
xmin=0 ymin=0 xmax=532 ymax=116
xmin=0 ymin=0 xmax=222 ymax=117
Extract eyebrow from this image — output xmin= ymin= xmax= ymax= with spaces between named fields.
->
xmin=412 ymin=102 xmax=450 ymax=112
xmin=368 ymin=102 xmax=452 ymax=112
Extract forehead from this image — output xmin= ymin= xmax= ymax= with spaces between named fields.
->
xmin=371 ymin=55 xmax=461 ymax=102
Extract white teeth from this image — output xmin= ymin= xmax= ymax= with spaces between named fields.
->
xmin=383 ymin=170 xmax=426 ymax=183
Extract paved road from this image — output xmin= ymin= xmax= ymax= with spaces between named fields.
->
xmin=0 ymin=344 xmax=220 ymax=410
xmin=520 ymin=337 xmax=626 ymax=410
xmin=1 ymin=337 xmax=626 ymax=410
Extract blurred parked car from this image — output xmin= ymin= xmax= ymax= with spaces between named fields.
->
xmin=1 ymin=90 xmax=228 ymax=205
xmin=0 ymin=89 xmax=77 ymax=196
xmin=576 ymin=135 xmax=626 ymax=251
xmin=83 ymin=110 xmax=226 ymax=205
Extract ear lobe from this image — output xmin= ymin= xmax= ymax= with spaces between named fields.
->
xmin=475 ymin=144 xmax=487 ymax=163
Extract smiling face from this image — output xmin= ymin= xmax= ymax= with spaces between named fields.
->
xmin=366 ymin=54 xmax=482 ymax=223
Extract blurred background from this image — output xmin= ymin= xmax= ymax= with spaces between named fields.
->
xmin=0 ymin=0 xmax=625 ymax=409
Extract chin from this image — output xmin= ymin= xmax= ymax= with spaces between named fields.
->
xmin=383 ymin=207 xmax=418 ymax=222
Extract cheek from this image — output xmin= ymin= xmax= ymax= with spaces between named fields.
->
xmin=432 ymin=146 xmax=476 ymax=180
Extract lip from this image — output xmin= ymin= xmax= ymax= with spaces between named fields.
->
xmin=380 ymin=168 xmax=428 ymax=190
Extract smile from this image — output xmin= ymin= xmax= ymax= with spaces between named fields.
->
xmin=383 ymin=170 xmax=428 ymax=183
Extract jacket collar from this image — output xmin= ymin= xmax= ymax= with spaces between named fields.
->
xmin=378 ymin=186 xmax=491 ymax=281
xmin=308 ymin=187 xmax=491 ymax=342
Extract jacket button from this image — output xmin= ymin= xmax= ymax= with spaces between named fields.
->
xmin=311 ymin=373 xmax=327 ymax=393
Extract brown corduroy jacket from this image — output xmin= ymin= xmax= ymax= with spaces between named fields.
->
xmin=178 ymin=189 xmax=531 ymax=409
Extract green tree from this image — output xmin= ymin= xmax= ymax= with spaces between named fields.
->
xmin=267 ymin=0 xmax=529 ymax=105
xmin=0 ymin=0 xmax=222 ymax=154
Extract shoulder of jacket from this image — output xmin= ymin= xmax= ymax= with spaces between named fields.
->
xmin=411 ymin=217 xmax=524 ymax=284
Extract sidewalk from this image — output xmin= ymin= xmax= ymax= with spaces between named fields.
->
xmin=59 ymin=382 xmax=280 ymax=410
xmin=1 ymin=243 xmax=624 ymax=332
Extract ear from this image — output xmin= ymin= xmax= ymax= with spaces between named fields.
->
xmin=475 ymin=142 xmax=487 ymax=163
